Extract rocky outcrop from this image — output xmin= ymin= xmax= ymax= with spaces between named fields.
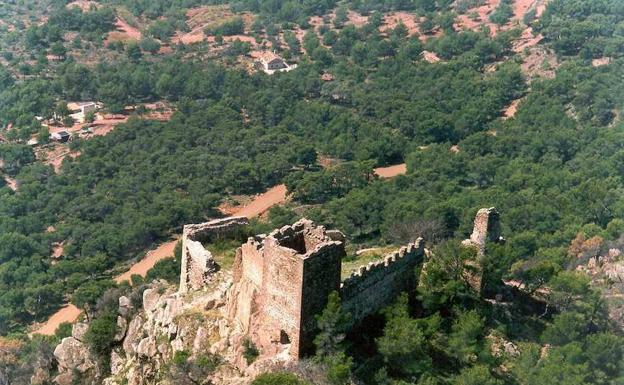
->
xmin=54 ymin=337 xmax=95 ymax=375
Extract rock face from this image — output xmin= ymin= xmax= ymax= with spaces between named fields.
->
xmin=180 ymin=217 xmax=249 ymax=293
xmin=575 ymin=240 xmax=624 ymax=328
xmin=54 ymin=337 xmax=95 ymax=374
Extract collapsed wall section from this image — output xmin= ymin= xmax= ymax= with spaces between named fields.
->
xmin=340 ymin=239 xmax=425 ymax=325
xmin=179 ymin=216 xmax=249 ymax=293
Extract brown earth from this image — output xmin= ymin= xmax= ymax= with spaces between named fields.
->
xmin=503 ymin=98 xmax=522 ymax=119
xmin=374 ymin=163 xmax=407 ymax=178
xmin=66 ymin=0 xmax=100 ymax=11
xmin=30 ymin=305 xmax=82 ymax=336
xmin=3 ymin=174 xmax=17 ymax=191
xmin=106 ymin=17 xmax=142 ymax=44
xmin=422 ymin=50 xmax=441 ymax=63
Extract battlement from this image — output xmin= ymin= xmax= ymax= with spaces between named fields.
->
xmin=340 ymin=239 xmax=425 ymax=323
xmin=179 ymin=209 xmax=499 ymax=361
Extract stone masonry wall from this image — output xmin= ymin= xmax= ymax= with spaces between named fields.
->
xmin=461 ymin=207 xmax=502 ymax=292
xmin=340 ymin=239 xmax=425 ymax=325
xmin=179 ymin=216 xmax=249 ymax=293
xmin=227 ymin=219 xmax=345 ymax=359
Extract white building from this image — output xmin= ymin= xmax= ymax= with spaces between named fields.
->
xmin=255 ymin=52 xmax=296 ymax=75
xmin=67 ymin=102 xmax=100 ymax=123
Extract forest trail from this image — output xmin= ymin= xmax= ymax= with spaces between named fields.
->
xmin=32 ymin=165 xmax=404 ymax=335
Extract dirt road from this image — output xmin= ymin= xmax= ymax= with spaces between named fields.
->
xmin=30 ymin=305 xmax=81 ymax=336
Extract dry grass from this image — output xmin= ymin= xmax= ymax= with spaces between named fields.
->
xmin=341 ymin=246 xmax=397 ymax=279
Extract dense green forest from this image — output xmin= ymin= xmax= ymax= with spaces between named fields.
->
xmin=1 ymin=0 xmax=624 ymax=384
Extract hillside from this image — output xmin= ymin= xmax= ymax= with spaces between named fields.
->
xmin=1 ymin=0 xmax=624 ymax=384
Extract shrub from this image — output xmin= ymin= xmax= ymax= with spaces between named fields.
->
xmin=252 ymin=372 xmax=310 ymax=385
xmin=243 ymin=338 xmax=259 ymax=364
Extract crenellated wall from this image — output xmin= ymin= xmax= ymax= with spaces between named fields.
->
xmin=340 ymin=239 xmax=425 ymax=324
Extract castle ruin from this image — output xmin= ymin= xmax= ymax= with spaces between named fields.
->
xmin=178 ymin=210 xmax=498 ymax=360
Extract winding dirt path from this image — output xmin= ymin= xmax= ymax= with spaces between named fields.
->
xmin=31 ymin=165 xmax=404 ymax=335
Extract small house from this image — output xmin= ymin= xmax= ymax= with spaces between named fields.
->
xmin=51 ymin=131 xmax=71 ymax=143
xmin=67 ymin=102 xmax=99 ymax=123
xmin=255 ymin=52 xmax=295 ymax=74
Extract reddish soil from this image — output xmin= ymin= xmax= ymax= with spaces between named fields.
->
xmin=66 ymin=0 xmax=99 ymax=11
xmin=172 ymin=6 xmax=255 ymax=46
xmin=51 ymin=242 xmax=64 ymax=259
xmin=346 ymin=10 xmax=369 ymax=27
xmin=38 ymin=146 xmax=81 ymax=173
xmin=107 ymin=17 xmax=141 ymax=43
xmin=503 ymin=98 xmax=522 ymax=119
xmin=374 ymin=163 xmax=407 ymax=178
xmin=512 ymin=27 xmax=543 ymax=53
xmin=31 ymin=304 xmax=82 ymax=336
xmin=115 ymin=240 xmax=178 ymax=284
xmin=521 ymin=46 xmax=557 ymax=79
xmin=232 ymin=185 xmax=288 ymax=218
xmin=3 ymin=174 xmax=17 ymax=191
xmin=381 ymin=12 xmax=421 ymax=37
xmin=455 ymin=0 xmax=501 ymax=35
xmin=592 ymin=57 xmax=611 ymax=67
xmin=422 ymin=50 xmax=441 ymax=63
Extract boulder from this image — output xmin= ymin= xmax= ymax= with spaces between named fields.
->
xmin=137 ymin=338 xmax=157 ymax=358
xmin=53 ymin=372 xmax=74 ymax=385
xmin=54 ymin=337 xmax=95 ymax=373
xmin=193 ymin=326 xmax=209 ymax=354
xmin=123 ymin=316 xmax=144 ymax=355
xmin=143 ymin=289 xmax=161 ymax=313
xmin=115 ymin=316 xmax=128 ymax=342
xmin=118 ymin=296 xmax=133 ymax=317
xmin=71 ymin=322 xmax=89 ymax=342
xmin=110 ymin=349 xmax=125 ymax=376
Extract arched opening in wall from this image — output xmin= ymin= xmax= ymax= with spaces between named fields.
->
xmin=280 ymin=330 xmax=291 ymax=344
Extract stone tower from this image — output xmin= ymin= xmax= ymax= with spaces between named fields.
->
xmin=227 ymin=219 xmax=345 ymax=359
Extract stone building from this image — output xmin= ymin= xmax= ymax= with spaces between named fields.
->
xmin=225 ymin=218 xmax=426 ymax=359
xmin=227 ymin=219 xmax=345 ymax=358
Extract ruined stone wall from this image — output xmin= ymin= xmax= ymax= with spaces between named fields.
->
xmin=179 ymin=216 xmax=249 ymax=293
xmin=299 ymin=242 xmax=343 ymax=355
xmin=340 ymin=239 xmax=425 ymax=324
xmin=460 ymin=207 xmax=502 ymax=292
xmin=466 ymin=207 xmax=501 ymax=251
